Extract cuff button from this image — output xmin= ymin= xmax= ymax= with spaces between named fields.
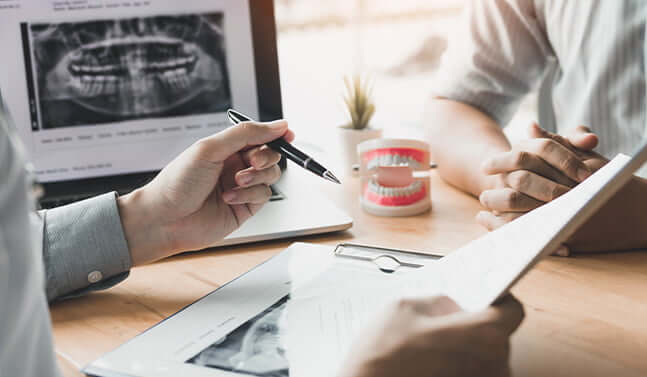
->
xmin=88 ymin=270 xmax=103 ymax=284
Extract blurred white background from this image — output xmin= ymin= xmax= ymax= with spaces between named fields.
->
xmin=274 ymin=0 xmax=536 ymax=154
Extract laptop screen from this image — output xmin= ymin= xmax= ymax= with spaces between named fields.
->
xmin=0 ymin=0 xmax=270 ymax=184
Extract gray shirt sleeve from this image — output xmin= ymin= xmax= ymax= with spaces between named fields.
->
xmin=1 ymin=106 xmax=63 ymax=377
xmin=432 ymin=0 xmax=553 ymax=126
xmin=43 ymin=192 xmax=133 ymax=302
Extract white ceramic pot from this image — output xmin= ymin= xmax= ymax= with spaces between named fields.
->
xmin=337 ymin=126 xmax=383 ymax=173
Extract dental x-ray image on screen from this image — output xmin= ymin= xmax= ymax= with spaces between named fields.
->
xmin=22 ymin=13 xmax=231 ymax=130
xmin=187 ymin=296 xmax=289 ymax=377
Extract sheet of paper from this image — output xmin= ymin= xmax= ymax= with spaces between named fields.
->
xmin=287 ymin=281 xmax=424 ymax=377
xmin=408 ymin=154 xmax=633 ymax=311
xmin=286 ymin=154 xmax=637 ymax=377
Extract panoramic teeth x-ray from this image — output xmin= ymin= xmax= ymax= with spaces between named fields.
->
xmin=25 ymin=13 xmax=231 ymax=129
xmin=187 ymin=296 xmax=289 ymax=377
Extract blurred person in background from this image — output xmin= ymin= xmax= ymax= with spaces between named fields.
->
xmin=426 ymin=1 xmax=647 ymax=254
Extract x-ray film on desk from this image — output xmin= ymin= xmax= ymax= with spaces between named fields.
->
xmin=83 ymin=242 xmax=439 ymax=377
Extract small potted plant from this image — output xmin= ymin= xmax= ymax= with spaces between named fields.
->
xmin=338 ymin=75 xmax=382 ymax=170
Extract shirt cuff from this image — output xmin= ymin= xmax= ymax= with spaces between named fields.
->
xmin=43 ymin=192 xmax=132 ymax=301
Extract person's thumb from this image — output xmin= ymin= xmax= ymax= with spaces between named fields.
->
xmin=193 ymin=120 xmax=289 ymax=162
xmin=566 ymin=125 xmax=598 ymax=151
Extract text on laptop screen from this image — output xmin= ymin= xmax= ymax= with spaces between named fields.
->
xmin=0 ymin=0 xmax=260 ymax=182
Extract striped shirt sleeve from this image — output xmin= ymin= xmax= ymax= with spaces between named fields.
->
xmin=432 ymin=0 xmax=553 ymax=126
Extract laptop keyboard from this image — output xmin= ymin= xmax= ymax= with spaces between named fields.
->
xmin=40 ymin=185 xmax=285 ymax=209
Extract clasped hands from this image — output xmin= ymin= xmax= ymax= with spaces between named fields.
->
xmin=476 ymin=123 xmax=608 ymax=255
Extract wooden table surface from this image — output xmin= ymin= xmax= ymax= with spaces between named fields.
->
xmin=51 ymin=171 xmax=647 ymax=377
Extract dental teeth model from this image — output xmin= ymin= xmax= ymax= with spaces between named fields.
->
xmin=358 ymin=138 xmax=431 ymax=217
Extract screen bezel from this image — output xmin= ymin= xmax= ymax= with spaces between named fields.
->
xmin=39 ymin=0 xmax=283 ymax=201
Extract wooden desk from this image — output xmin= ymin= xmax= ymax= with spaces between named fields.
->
xmin=51 ymin=172 xmax=647 ymax=377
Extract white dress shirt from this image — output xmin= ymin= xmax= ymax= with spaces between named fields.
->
xmin=434 ymin=0 xmax=647 ymax=159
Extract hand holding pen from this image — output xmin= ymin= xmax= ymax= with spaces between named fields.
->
xmin=227 ymin=109 xmax=341 ymax=184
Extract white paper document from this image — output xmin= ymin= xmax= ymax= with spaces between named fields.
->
xmin=286 ymin=153 xmax=644 ymax=377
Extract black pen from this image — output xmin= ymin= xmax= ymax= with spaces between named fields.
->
xmin=227 ymin=109 xmax=341 ymax=184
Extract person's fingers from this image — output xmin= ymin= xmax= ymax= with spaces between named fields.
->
xmin=517 ymin=138 xmax=591 ymax=182
xmin=528 ymin=122 xmax=549 ymax=139
xmin=477 ymin=295 xmax=525 ymax=336
xmin=531 ymin=122 xmax=599 ymax=153
xmin=480 ymin=188 xmax=544 ymax=213
xmin=222 ymin=184 xmax=272 ymax=205
xmin=529 ymin=122 xmax=575 ymax=149
xmin=504 ymin=170 xmax=570 ymax=202
xmin=482 ymin=151 xmax=576 ymax=188
xmin=241 ymin=145 xmax=282 ymax=170
xmin=283 ymin=129 xmax=296 ymax=143
xmin=195 ymin=120 xmax=290 ymax=163
xmin=398 ymin=296 xmax=463 ymax=317
xmin=476 ymin=211 xmax=523 ymax=231
xmin=236 ymin=165 xmax=282 ymax=187
xmin=245 ymin=203 xmax=266 ymax=217
xmin=566 ymin=125 xmax=599 ymax=151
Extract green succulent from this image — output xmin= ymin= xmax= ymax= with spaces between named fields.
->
xmin=342 ymin=75 xmax=376 ymax=130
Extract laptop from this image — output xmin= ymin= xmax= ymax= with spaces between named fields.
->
xmin=0 ymin=0 xmax=352 ymax=246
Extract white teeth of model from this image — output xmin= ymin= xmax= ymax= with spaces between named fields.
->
xmin=372 ymin=156 xmax=382 ymax=170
